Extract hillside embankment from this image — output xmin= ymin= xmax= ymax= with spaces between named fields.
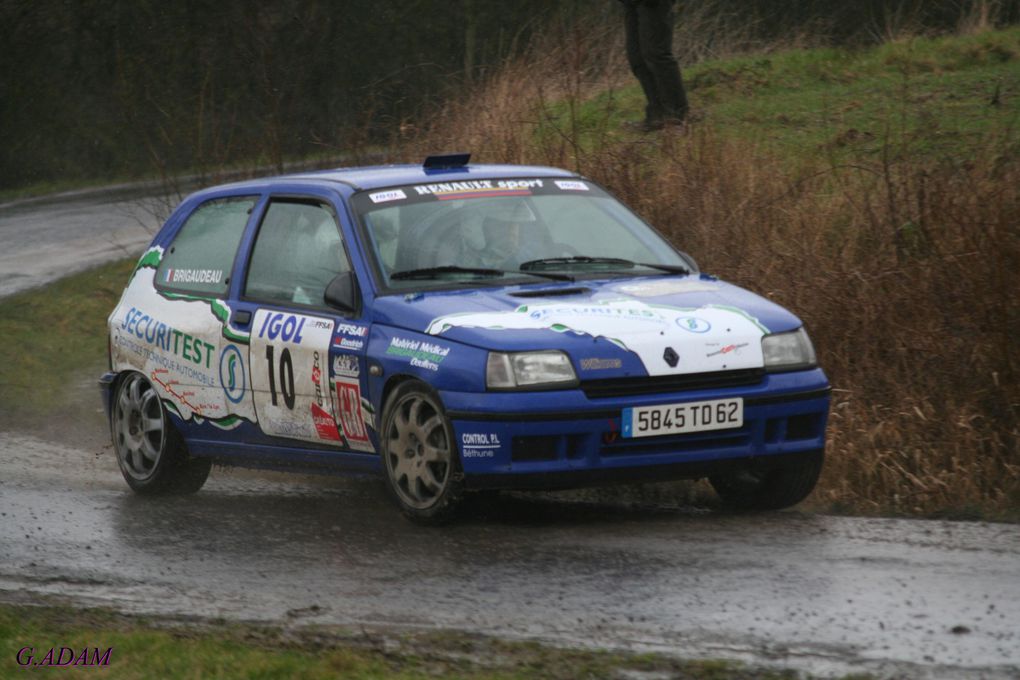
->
xmin=402 ymin=26 xmax=1020 ymax=518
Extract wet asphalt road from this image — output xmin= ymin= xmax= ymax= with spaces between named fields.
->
xmin=2 ymin=431 xmax=1018 ymax=679
xmin=0 ymin=187 xmax=166 ymax=297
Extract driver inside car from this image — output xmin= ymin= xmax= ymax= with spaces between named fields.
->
xmin=475 ymin=202 xmax=560 ymax=270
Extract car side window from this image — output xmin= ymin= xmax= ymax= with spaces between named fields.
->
xmin=155 ymin=196 xmax=256 ymax=296
xmin=245 ymin=200 xmax=350 ymax=307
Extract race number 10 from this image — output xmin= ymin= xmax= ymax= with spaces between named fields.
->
xmin=265 ymin=345 xmax=296 ymax=409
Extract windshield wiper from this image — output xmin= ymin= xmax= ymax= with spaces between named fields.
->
xmin=515 ymin=270 xmax=575 ymax=282
xmin=390 ymin=265 xmax=574 ymax=283
xmin=520 ymin=256 xmax=633 ymax=270
xmin=520 ymin=256 xmax=690 ymax=275
xmin=636 ymin=261 xmax=691 ymax=274
xmin=390 ymin=265 xmax=506 ymax=280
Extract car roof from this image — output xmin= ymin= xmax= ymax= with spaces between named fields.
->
xmin=198 ymin=163 xmax=578 ymax=196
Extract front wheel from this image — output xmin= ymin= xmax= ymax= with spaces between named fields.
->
xmin=380 ymin=381 xmax=464 ymax=524
xmin=111 ymin=372 xmax=211 ymax=495
xmin=710 ymin=450 xmax=824 ymax=511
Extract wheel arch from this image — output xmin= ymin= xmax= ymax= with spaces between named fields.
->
xmin=378 ymin=372 xmax=443 ymax=412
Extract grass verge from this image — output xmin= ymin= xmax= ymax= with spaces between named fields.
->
xmin=540 ymin=27 xmax=1020 ymax=165
xmin=0 ymin=602 xmax=839 ymax=680
xmin=0 ymin=258 xmax=134 ymax=425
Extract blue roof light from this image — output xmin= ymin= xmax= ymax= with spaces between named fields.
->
xmin=423 ymin=153 xmax=471 ymax=170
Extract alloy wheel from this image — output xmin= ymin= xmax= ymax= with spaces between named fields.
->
xmin=384 ymin=392 xmax=452 ymax=510
xmin=113 ymin=373 xmax=165 ymax=480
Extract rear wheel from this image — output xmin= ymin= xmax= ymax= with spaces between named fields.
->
xmin=380 ymin=381 xmax=464 ymax=523
xmin=111 ymin=372 xmax=211 ymax=494
xmin=710 ymin=450 xmax=824 ymax=511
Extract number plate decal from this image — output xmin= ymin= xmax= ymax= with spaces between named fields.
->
xmin=622 ymin=398 xmax=743 ymax=438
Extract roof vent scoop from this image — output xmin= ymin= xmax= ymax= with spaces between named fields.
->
xmin=423 ymin=153 xmax=471 ymax=170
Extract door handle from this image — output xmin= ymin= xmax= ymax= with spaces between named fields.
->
xmin=233 ymin=310 xmax=252 ymax=325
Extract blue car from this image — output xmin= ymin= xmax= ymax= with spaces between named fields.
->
xmin=101 ymin=154 xmax=830 ymax=522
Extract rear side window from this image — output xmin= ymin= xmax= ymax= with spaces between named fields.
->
xmin=156 ymin=196 xmax=256 ymax=296
xmin=244 ymin=200 xmax=350 ymax=307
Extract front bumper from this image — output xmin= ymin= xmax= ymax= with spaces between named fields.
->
xmin=441 ymin=368 xmax=830 ymax=489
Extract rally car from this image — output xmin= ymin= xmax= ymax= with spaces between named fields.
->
xmin=101 ymin=154 xmax=830 ymax=522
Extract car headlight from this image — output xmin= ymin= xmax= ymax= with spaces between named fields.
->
xmin=486 ymin=351 xmax=578 ymax=390
xmin=761 ymin=328 xmax=817 ymax=372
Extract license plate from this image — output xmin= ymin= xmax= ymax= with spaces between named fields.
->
xmin=622 ymin=398 xmax=743 ymax=438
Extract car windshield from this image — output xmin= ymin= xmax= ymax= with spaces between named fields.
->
xmin=352 ymin=177 xmax=692 ymax=290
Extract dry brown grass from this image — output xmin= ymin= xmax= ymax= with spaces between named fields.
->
xmin=389 ymin=20 xmax=1020 ymax=519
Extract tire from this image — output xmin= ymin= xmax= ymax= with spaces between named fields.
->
xmin=111 ymin=372 xmax=211 ymax=495
xmin=380 ymin=381 xmax=464 ymax=524
xmin=710 ymin=450 xmax=824 ymax=511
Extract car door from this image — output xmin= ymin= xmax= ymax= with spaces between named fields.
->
xmin=135 ymin=194 xmax=259 ymax=428
xmin=233 ymin=196 xmax=372 ymax=451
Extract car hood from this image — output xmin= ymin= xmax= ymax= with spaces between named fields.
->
xmin=372 ymin=275 xmax=803 ymax=377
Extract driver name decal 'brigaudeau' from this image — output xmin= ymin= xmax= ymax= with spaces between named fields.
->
xmin=425 ymin=300 xmax=769 ymax=376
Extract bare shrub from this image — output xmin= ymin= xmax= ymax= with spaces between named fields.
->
xmin=638 ymin=134 xmax=1019 ymax=515
xmin=959 ymin=0 xmax=1005 ymax=35
xmin=397 ymin=17 xmax=1020 ymax=517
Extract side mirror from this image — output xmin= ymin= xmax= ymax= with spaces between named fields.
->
xmin=323 ymin=271 xmax=359 ymax=314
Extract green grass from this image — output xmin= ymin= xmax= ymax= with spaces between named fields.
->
xmin=0 ymin=258 xmax=135 ymax=419
xmin=548 ymin=27 xmax=1020 ymax=163
xmin=0 ymin=603 xmax=847 ymax=680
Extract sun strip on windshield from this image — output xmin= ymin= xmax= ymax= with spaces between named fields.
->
xmin=358 ymin=178 xmax=603 ymax=209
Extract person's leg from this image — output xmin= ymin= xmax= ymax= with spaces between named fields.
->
xmin=637 ymin=0 xmax=688 ymax=122
xmin=624 ymin=2 xmax=664 ymax=124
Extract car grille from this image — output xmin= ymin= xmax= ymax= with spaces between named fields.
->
xmin=580 ymin=368 xmax=765 ymax=399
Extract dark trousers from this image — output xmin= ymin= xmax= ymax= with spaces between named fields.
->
xmin=624 ymin=0 xmax=688 ymax=123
